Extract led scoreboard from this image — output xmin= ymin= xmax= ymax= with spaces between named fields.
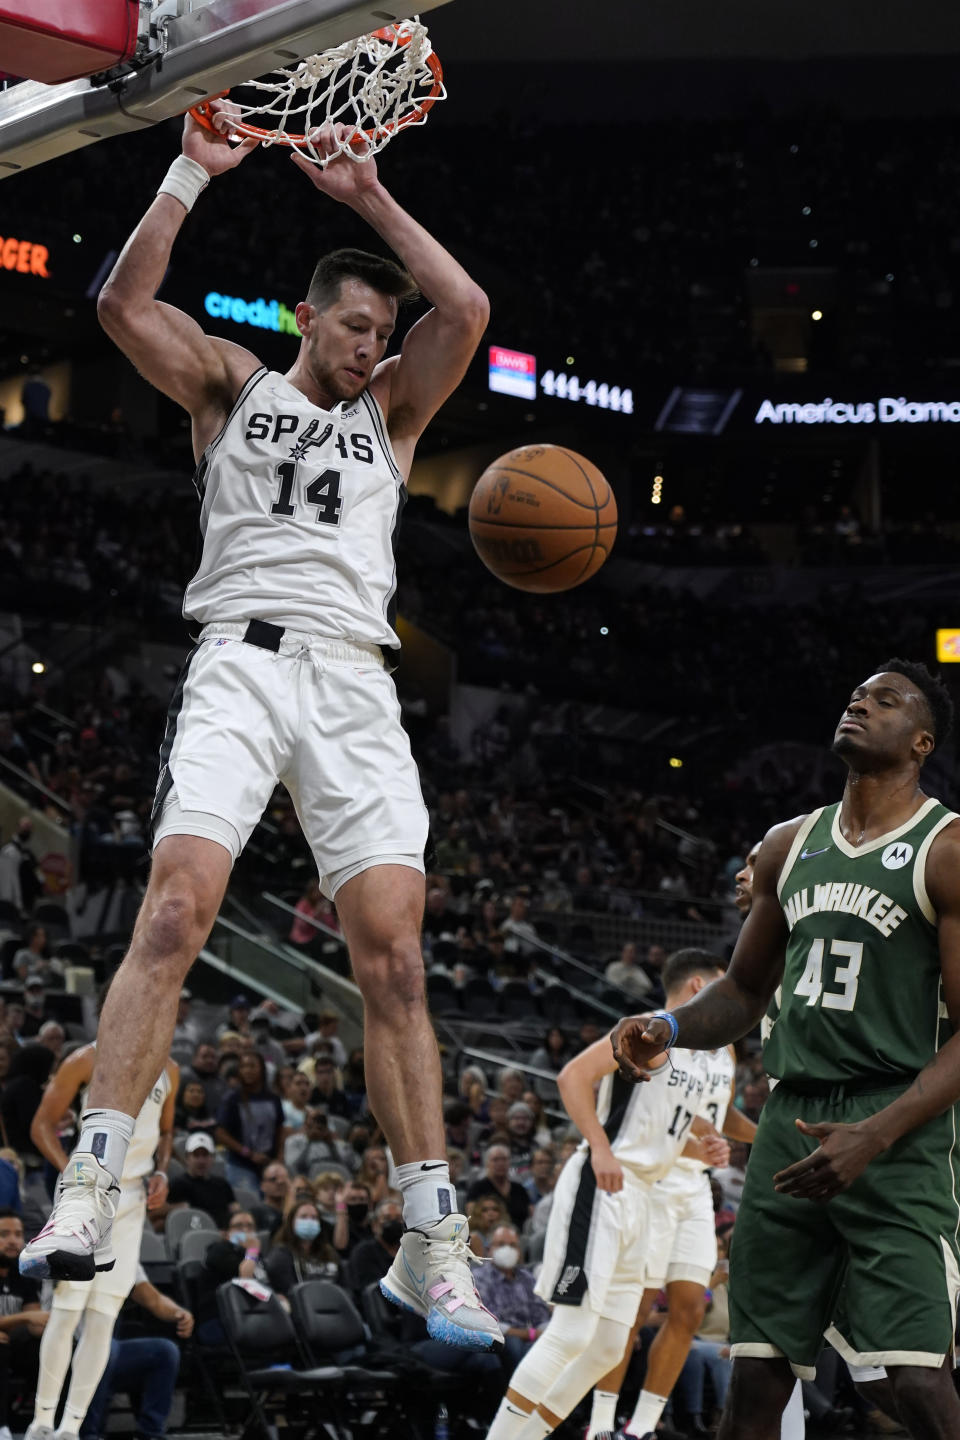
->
xmin=538 ymin=369 xmax=633 ymax=414
xmin=488 ymin=344 xmax=633 ymax=415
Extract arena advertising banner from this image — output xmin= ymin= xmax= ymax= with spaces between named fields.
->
xmin=654 ymin=385 xmax=960 ymax=435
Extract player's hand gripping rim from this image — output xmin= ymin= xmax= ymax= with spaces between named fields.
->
xmin=610 ymin=1010 xmax=676 ymax=1083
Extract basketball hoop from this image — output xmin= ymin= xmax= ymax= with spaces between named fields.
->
xmin=188 ymin=17 xmax=444 ymax=164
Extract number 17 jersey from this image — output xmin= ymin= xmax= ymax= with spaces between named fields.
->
xmin=184 ymin=368 xmax=407 ymax=654
xmin=766 ymin=798 xmax=957 ymax=1084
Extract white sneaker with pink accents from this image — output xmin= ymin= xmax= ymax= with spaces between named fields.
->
xmin=380 ymin=1213 xmax=503 ymax=1350
xmin=20 ymin=1151 xmax=120 ymax=1281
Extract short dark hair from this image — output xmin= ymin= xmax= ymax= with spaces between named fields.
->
xmin=662 ymin=948 xmax=725 ymax=995
xmin=0 ymin=1208 xmax=19 ymax=1221
xmin=875 ymin=658 xmax=954 ymax=747
xmin=306 ymin=247 xmax=418 ymax=310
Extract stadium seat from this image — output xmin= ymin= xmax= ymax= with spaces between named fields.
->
xmin=216 ymin=1280 xmax=347 ymax=1440
xmin=178 ymin=1228 xmax=220 ymax=1264
xmin=289 ymin=1279 xmax=405 ymax=1427
xmin=139 ymin=1227 xmax=168 ymax=1263
xmin=165 ymin=1207 xmax=218 ymax=1258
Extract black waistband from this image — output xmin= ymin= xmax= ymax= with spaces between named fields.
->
xmin=243 ymin=619 xmax=285 ymax=652
xmin=777 ymin=1072 xmax=916 ymax=1099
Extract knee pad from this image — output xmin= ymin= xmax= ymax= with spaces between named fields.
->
xmin=510 ymin=1303 xmax=601 ymax=1406
xmin=540 ymin=1312 xmax=632 ymax=1420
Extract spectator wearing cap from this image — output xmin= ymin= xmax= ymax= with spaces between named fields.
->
xmin=165 ymin=1133 xmax=236 ymax=1228
xmin=465 ymin=1143 xmax=531 ymax=1229
xmin=171 ymin=988 xmax=200 ymax=1052
xmin=473 ymin=1224 xmax=549 ymax=1377
xmin=18 ymin=977 xmax=52 ymax=1038
xmin=217 ymin=994 xmax=252 ymax=1040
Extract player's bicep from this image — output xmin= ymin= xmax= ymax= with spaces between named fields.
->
xmin=924 ymin=828 xmax=960 ymax=1025
xmin=97 ymin=296 xmax=243 ymax=418
xmin=382 ymin=305 xmax=486 ymax=441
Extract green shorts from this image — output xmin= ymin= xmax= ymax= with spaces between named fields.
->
xmin=729 ymin=1080 xmax=960 ymax=1379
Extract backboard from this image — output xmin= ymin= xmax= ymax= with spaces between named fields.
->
xmin=0 ymin=0 xmax=451 ymax=178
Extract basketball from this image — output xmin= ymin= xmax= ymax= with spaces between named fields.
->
xmin=467 ymin=444 xmax=618 ymax=593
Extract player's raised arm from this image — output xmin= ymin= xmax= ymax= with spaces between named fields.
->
xmin=291 ymin=123 xmax=488 ymax=465
xmin=97 ymin=104 xmax=260 ymax=453
xmin=612 ymin=822 xmax=798 ymax=1081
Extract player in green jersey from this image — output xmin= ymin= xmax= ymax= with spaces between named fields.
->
xmin=611 ymin=659 xmax=960 ymax=1440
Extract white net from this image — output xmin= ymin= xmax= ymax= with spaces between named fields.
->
xmin=218 ymin=17 xmax=444 ymax=162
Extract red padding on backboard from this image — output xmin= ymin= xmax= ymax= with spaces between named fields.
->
xmin=0 ymin=1 xmax=140 ymax=83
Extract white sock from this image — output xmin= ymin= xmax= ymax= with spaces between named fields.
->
xmin=394 ymin=1160 xmax=458 ymax=1229
xmin=34 ymin=1306 xmax=82 ymax=1424
xmin=589 ymin=1389 xmax=619 ymax=1437
xmin=627 ymin=1390 xmax=669 ymax=1437
xmin=61 ymin=1308 xmax=117 ymax=1427
xmin=487 ymin=1398 xmax=537 ymax=1440
xmin=76 ymin=1108 xmax=135 ymax=1182
xmin=517 ymin=1414 xmax=553 ymax=1440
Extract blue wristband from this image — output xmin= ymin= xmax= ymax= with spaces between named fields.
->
xmin=650 ymin=1009 xmax=679 ymax=1048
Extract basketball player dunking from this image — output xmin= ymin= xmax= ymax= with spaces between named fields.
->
xmin=21 ymin=105 xmax=501 ymax=1350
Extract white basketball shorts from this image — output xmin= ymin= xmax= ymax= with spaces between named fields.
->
xmin=535 ymin=1149 xmax=653 ymax=1325
xmin=151 ymin=623 xmax=429 ymax=897
xmin=55 ymin=1183 xmax=146 ymax=1310
xmin=644 ymin=1163 xmax=717 ymax=1290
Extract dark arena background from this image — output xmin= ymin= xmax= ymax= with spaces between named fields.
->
xmin=0 ymin=1 xmax=958 ymax=1436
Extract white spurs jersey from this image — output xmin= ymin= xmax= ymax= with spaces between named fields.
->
xmin=84 ymin=1060 xmax=171 ymax=1186
xmin=673 ymin=1045 xmax=736 ymax=1176
xmin=184 ymin=369 xmax=406 ymax=656
xmin=587 ymin=1048 xmax=708 ymax=1183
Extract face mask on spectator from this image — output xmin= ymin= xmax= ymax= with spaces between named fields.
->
xmin=347 ymin=1201 xmax=369 ymax=1223
xmin=491 ymin=1244 xmax=520 ymax=1270
xmin=293 ymin=1217 xmax=321 ymax=1241
xmin=229 ymin=1229 xmax=251 ymax=1248
xmin=380 ymin=1219 xmax=403 ymax=1246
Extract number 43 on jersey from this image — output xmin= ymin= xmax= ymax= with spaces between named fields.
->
xmin=794 ymin=938 xmax=863 ymax=1012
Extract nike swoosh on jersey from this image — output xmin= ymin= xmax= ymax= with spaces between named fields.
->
xmin=800 ymin=846 xmax=831 ymax=859
xmin=419 ymin=1162 xmax=447 ymax=1172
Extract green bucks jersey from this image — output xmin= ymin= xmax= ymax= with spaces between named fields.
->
xmin=764 ymin=797 xmax=957 ymax=1083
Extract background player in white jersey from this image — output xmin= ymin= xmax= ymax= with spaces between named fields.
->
xmin=586 ymin=950 xmax=756 ymax=1440
xmin=21 ymin=104 xmax=499 ymax=1350
xmin=486 ymin=953 xmax=727 ymax=1440
xmin=24 ymin=1040 xmax=175 ymax=1440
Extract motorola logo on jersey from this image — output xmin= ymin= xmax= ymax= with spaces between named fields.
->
xmin=881 ymin=842 xmax=913 ymax=869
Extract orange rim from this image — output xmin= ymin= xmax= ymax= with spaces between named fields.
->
xmin=187 ymin=24 xmax=443 ymax=146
